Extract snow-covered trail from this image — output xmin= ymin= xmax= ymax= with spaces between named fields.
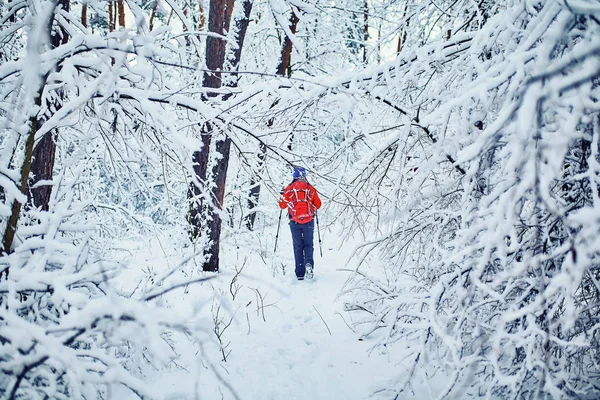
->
xmin=199 ymin=229 xmax=396 ymax=400
xmin=117 ymin=226 xmax=399 ymax=399
xmin=219 ymin=266 xmax=393 ymax=400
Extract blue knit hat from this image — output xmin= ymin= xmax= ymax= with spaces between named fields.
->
xmin=292 ymin=166 xmax=307 ymax=179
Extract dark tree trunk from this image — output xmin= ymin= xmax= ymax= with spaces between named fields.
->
xmin=109 ymin=1 xmax=115 ymax=32
xmin=27 ymin=0 xmax=69 ymax=212
xmin=229 ymin=0 xmax=253 ymax=83
xmin=2 ymin=0 xmax=55 ymax=257
xmin=81 ymin=3 xmax=87 ymax=27
xmin=3 ymin=115 xmax=39 ymax=256
xmin=277 ymin=8 xmax=299 ymax=151
xmin=204 ymin=137 xmax=233 ymax=269
xmin=149 ymin=0 xmax=159 ymax=31
xmin=276 ymin=9 xmax=299 ymax=77
xmin=396 ymin=4 xmax=408 ymax=54
xmin=362 ymin=0 xmax=369 ymax=63
xmin=29 ymin=132 xmax=56 ymax=211
xmin=188 ymin=123 xmax=212 ymax=240
xmin=219 ymin=0 xmax=262 ymax=231
xmin=118 ymin=0 xmax=125 ymax=28
xmin=203 ymin=0 xmax=229 ymax=91
xmin=188 ymin=0 xmax=237 ymax=272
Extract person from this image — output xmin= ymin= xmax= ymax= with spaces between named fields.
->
xmin=279 ymin=167 xmax=322 ymax=280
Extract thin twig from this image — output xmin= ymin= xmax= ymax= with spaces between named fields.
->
xmin=144 ymin=276 xmax=215 ymax=301
xmin=313 ymin=305 xmax=332 ymax=336
xmin=335 ymin=311 xmax=356 ymax=333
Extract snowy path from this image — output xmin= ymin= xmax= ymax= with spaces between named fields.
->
xmin=120 ymin=230 xmax=397 ymax=399
xmin=221 ymin=265 xmax=392 ymax=400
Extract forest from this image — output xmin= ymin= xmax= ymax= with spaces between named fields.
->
xmin=1 ymin=0 xmax=600 ymax=399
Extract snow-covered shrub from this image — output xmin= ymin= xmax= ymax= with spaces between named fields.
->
xmin=341 ymin=1 xmax=600 ymax=398
xmin=0 ymin=2 xmax=217 ymax=398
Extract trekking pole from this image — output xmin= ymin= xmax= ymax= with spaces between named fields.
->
xmin=315 ymin=210 xmax=323 ymax=257
xmin=274 ymin=209 xmax=283 ymax=252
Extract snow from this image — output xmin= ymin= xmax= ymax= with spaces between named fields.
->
xmin=110 ymin=223 xmax=402 ymax=400
xmin=3 ymin=0 xmax=600 ymax=398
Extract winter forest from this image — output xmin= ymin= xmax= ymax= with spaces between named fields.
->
xmin=1 ymin=0 xmax=600 ymax=399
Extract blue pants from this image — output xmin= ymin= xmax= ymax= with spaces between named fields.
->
xmin=289 ymin=220 xmax=315 ymax=278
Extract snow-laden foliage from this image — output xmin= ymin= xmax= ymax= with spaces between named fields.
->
xmin=0 ymin=1 xmax=221 ymax=398
xmin=339 ymin=0 xmax=600 ymax=398
xmin=3 ymin=0 xmax=599 ymax=398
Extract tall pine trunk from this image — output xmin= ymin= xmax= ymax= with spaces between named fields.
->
xmin=188 ymin=0 xmax=237 ymax=271
xmin=3 ymin=3 xmax=57 ymax=269
xmin=28 ymin=0 xmax=69 ymax=212
xmin=362 ymin=0 xmax=368 ymax=63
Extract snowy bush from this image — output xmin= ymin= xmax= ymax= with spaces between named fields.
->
xmin=340 ymin=0 xmax=600 ymax=398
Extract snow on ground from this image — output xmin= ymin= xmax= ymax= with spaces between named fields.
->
xmin=110 ymin=218 xmax=404 ymax=400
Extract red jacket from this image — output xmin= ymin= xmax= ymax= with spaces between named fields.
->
xmin=279 ymin=179 xmax=322 ymax=224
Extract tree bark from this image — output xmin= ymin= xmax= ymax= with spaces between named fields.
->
xmin=198 ymin=1 xmax=206 ymax=30
xmin=396 ymin=4 xmax=408 ymax=54
xmin=2 ymin=0 xmax=55 ymax=258
xmin=27 ymin=0 xmax=69 ymax=212
xmin=277 ymin=8 xmax=299 ymax=152
xmin=203 ymin=0 xmax=229 ymax=91
xmin=29 ymin=132 xmax=56 ymax=211
xmin=3 ymin=115 xmax=39 ymax=255
xmin=149 ymin=0 xmax=159 ymax=31
xmin=229 ymin=0 xmax=253 ymax=83
xmin=362 ymin=0 xmax=368 ymax=63
xmin=188 ymin=0 xmax=236 ymax=272
xmin=109 ymin=1 xmax=115 ymax=32
xmin=276 ymin=9 xmax=299 ymax=77
xmin=81 ymin=3 xmax=87 ymax=27
xmin=219 ymin=0 xmax=262 ymax=231
xmin=118 ymin=0 xmax=125 ymax=28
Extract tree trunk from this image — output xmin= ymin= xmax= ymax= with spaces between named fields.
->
xmin=149 ymin=0 xmax=158 ymax=31
xmin=396 ymin=4 xmax=408 ymax=54
xmin=278 ymin=8 xmax=299 ymax=152
xmin=81 ymin=3 xmax=87 ymax=27
xmin=276 ymin=9 xmax=299 ymax=77
xmin=27 ymin=0 xmax=69 ymax=212
xmin=29 ymin=132 xmax=56 ymax=211
xmin=198 ymin=1 xmax=206 ymax=30
xmin=362 ymin=0 xmax=368 ymax=63
xmin=220 ymin=0 xmax=262 ymax=231
xmin=109 ymin=1 xmax=115 ymax=32
xmin=118 ymin=0 xmax=125 ymax=28
xmin=229 ymin=0 xmax=253 ymax=83
xmin=376 ymin=21 xmax=381 ymax=64
xmin=224 ymin=0 xmax=235 ymax=33
xmin=2 ymin=1 xmax=55 ymax=256
xmin=203 ymin=0 xmax=229 ymax=91
xmin=188 ymin=0 xmax=236 ymax=272
xmin=3 ymin=115 xmax=39 ymax=255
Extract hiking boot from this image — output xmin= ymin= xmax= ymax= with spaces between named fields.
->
xmin=305 ymin=263 xmax=314 ymax=279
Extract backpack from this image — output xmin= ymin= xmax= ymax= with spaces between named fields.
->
xmin=287 ymin=180 xmax=315 ymax=222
